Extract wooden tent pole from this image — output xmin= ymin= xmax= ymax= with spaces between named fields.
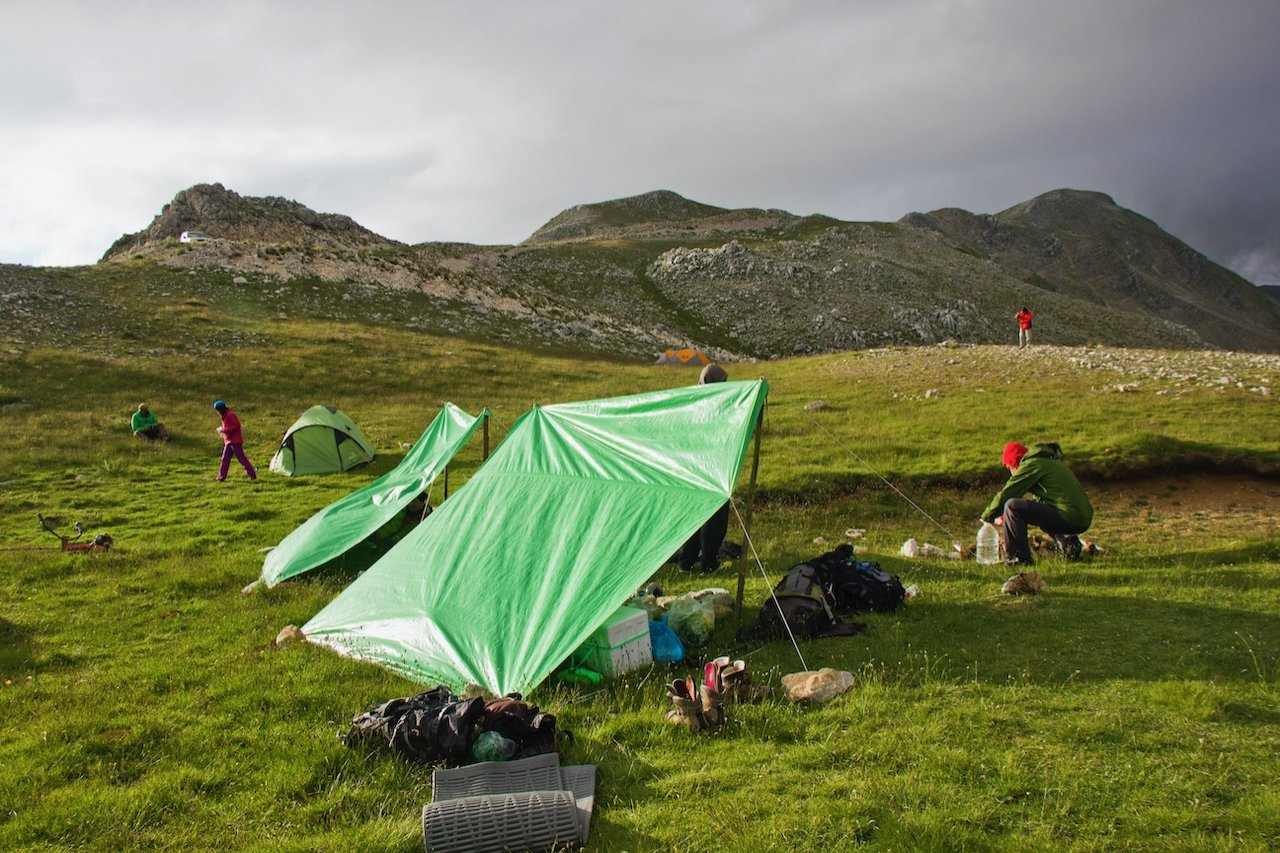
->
xmin=736 ymin=404 xmax=765 ymax=618
xmin=483 ymin=411 xmax=490 ymax=460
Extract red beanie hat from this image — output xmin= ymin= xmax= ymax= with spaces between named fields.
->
xmin=1002 ymin=442 xmax=1028 ymax=468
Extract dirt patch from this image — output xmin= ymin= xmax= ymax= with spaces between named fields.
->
xmin=1091 ymin=473 xmax=1280 ymax=547
xmin=1098 ymin=473 xmax=1280 ymax=514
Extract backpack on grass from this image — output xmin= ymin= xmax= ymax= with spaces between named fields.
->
xmin=809 ymin=543 xmax=907 ymax=613
xmin=737 ymin=543 xmax=906 ymax=640
xmin=344 ymin=685 xmax=484 ymax=765
xmin=737 ymin=561 xmax=865 ymax=640
xmin=481 ymin=695 xmax=559 ymax=759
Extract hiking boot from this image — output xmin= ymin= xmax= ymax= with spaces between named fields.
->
xmin=720 ymin=660 xmax=772 ymax=703
xmin=665 ymin=678 xmax=706 ymax=732
xmin=703 ymin=656 xmax=730 ymax=693
xmin=1055 ymin=534 xmax=1083 ymax=561
xmin=698 ymin=682 xmax=724 ymax=729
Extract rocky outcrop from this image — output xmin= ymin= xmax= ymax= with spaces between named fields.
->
xmin=80 ymin=184 xmax=1280 ymax=358
xmin=101 ymin=183 xmax=393 ymax=261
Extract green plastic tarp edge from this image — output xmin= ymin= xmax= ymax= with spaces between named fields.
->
xmin=260 ymin=403 xmax=484 ymax=587
xmin=302 ymin=379 xmax=768 ymax=696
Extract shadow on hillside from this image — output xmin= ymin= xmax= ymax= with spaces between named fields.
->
xmin=857 ymin=591 xmax=1280 ymax=690
xmin=1153 ymin=540 xmax=1280 ymax=568
xmin=0 ymin=616 xmax=34 ymax=674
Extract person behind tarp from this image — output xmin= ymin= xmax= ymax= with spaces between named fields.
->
xmin=212 ymin=400 xmax=257 ymax=482
xmin=371 ymin=492 xmax=432 ymax=547
xmin=981 ymin=441 xmax=1092 ymax=565
xmin=679 ymin=362 xmax=731 ymax=573
xmin=130 ymin=403 xmax=171 ymax=442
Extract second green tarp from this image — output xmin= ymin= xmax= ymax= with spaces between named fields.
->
xmin=261 ymin=403 xmax=484 ymax=587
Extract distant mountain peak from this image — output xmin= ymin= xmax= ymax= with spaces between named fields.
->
xmin=101 ymin=183 xmax=392 ymax=261
xmin=525 ymin=190 xmax=729 ymax=243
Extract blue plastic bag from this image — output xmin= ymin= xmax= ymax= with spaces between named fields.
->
xmin=649 ymin=619 xmax=685 ymax=663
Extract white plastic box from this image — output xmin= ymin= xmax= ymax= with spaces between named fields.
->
xmin=576 ymin=605 xmax=652 ymax=677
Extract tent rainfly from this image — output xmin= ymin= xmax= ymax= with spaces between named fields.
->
xmin=260 ymin=404 xmax=486 ymax=587
xmin=655 ymin=347 xmax=711 ymax=366
xmin=269 ymin=405 xmax=376 ymax=476
xmin=303 ymin=379 xmax=768 ymax=697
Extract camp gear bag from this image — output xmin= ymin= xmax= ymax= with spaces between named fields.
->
xmin=344 ymin=685 xmax=484 ymax=765
xmin=481 ymin=695 xmax=560 ymax=759
xmin=737 ymin=561 xmax=865 ymax=640
xmin=809 ymin=544 xmax=907 ymax=613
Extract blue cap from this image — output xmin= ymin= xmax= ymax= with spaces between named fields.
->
xmin=213 ymin=400 xmax=226 ymax=410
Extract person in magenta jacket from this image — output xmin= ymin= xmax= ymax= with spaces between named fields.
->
xmin=213 ymin=400 xmax=257 ymax=481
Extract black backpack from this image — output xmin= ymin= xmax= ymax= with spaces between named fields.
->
xmin=809 ymin=544 xmax=906 ymax=613
xmin=737 ymin=561 xmax=865 ymax=640
xmin=344 ymin=685 xmax=485 ymax=765
xmin=481 ymin=695 xmax=560 ymax=759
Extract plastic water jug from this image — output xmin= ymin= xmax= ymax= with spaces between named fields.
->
xmin=976 ymin=522 xmax=1000 ymax=564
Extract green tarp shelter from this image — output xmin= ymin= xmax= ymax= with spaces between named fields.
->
xmin=261 ymin=404 xmax=484 ymax=587
xmin=269 ymin=405 xmax=377 ymax=476
xmin=303 ymin=379 xmax=768 ymax=696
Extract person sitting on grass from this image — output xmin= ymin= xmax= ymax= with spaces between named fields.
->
xmin=981 ymin=441 xmax=1093 ymax=565
xmin=131 ymin=404 xmax=171 ymax=442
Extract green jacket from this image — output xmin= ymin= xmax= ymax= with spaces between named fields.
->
xmin=131 ymin=409 xmax=159 ymax=432
xmin=982 ymin=443 xmax=1093 ymax=529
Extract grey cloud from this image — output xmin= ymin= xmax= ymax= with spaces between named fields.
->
xmin=2 ymin=0 xmax=1277 ymax=285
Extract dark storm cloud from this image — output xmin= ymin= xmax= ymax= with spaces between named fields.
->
xmin=2 ymin=1 xmax=1277 ymax=285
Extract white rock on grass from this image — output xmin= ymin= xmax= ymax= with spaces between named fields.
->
xmin=782 ymin=668 xmax=854 ymax=703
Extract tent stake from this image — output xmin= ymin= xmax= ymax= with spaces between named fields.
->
xmin=736 ymin=405 xmax=764 ymax=618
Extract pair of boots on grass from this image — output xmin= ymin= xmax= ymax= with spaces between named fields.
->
xmin=666 ymin=656 xmax=771 ymax=732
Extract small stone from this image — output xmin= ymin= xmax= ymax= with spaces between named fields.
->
xmin=274 ymin=625 xmax=305 ymax=647
xmin=804 ymin=400 xmax=828 ymax=412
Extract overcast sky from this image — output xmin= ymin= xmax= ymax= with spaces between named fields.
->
xmin=3 ymin=1 xmax=1277 ymax=285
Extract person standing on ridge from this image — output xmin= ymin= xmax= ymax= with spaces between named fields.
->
xmin=213 ymin=400 xmax=257 ymax=481
xmin=678 ymin=362 xmax=732 ymax=573
xmin=981 ymin=441 xmax=1092 ymax=565
xmin=1015 ymin=306 xmax=1034 ymax=348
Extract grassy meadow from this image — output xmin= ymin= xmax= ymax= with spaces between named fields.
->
xmin=0 ymin=277 xmax=1278 ymax=851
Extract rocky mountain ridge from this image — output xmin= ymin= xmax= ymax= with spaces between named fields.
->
xmin=92 ymin=184 xmax=1280 ymax=357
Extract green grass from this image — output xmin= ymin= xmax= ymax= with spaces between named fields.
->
xmin=0 ymin=280 xmax=1277 ymax=850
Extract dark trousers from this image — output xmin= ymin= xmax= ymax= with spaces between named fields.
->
xmin=680 ymin=501 xmax=730 ymax=572
xmin=218 ymin=443 xmax=257 ymax=480
xmin=1001 ymin=498 xmax=1086 ymax=563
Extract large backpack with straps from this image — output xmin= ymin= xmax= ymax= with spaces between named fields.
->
xmin=737 ymin=561 xmax=865 ymax=640
xmin=343 ymin=685 xmax=485 ymax=765
xmin=808 ymin=543 xmax=907 ymax=613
